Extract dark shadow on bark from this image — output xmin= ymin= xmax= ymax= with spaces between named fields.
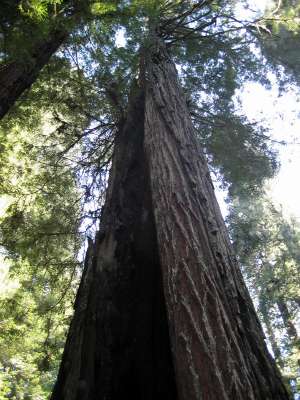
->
xmin=50 ymin=84 xmax=178 ymax=400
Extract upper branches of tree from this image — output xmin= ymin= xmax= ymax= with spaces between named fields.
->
xmin=245 ymin=0 xmax=300 ymax=85
xmin=0 ymin=0 xmax=123 ymax=119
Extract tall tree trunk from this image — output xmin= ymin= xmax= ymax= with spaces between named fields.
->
xmin=50 ymin=86 xmax=177 ymax=400
xmin=143 ymin=37 xmax=290 ymax=400
xmin=0 ymin=28 xmax=67 ymax=119
xmin=51 ymin=41 xmax=290 ymax=400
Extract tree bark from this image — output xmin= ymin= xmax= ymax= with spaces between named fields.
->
xmin=50 ymin=85 xmax=177 ymax=400
xmin=0 ymin=28 xmax=67 ymax=119
xmin=50 ymin=39 xmax=290 ymax=400
xmin=143 ymin=37 xmax=290 ymax=400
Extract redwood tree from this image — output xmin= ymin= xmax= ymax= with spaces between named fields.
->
xmin=143 ymin=37 xmax=288 ymax=399
xmin=50 ymin=19 xmax=290 ymax=400
xmin=0 ymin=1 xmax=296 ymax=399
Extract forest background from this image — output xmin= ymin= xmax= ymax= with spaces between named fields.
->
xmin=0 ymin=0 xmax=299 ymax=399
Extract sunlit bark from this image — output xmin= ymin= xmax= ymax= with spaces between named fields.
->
xmin=143 ymin=37 xmax=290 ymax=400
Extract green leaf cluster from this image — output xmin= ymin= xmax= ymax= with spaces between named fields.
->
xmin=0 ymin=60 xmax=85 ymax=399
xmin=257 ymin=0 xmax=300 ymax=85
xmin=18 ymin=0 xmax=64 ymax=21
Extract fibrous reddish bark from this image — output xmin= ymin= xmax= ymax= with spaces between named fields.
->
xmin=143 ymin=37 xmax=290 ymax=400
xmin=0 ymin=28 xmax=67 ymax=119
xmin=50 ymin=39 xmax=290 ymax=400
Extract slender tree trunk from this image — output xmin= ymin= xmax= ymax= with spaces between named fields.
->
xmin=259 ymin=296 xmax=283 ymax=367
xmin=0 ymin=28 xmax=67 ymax=119
xmin=50 ymin=86 xmax=177 ymax=400
xmin=277 ymin=298 xmax=299 ymax=341
xmin=143 ymin=37 xmax=290 ymax=400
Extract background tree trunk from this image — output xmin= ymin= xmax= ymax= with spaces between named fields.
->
xmin=0 ymin=28 xmax=67 ymax=119
xmin=259 ymin=296 xmax=283 ymax=367
xmin=50 ymin=86 xmax=178 ymax=400
xmin=277 ymin=298 xmax=299 ymax=341
xmin=143 ymin=37 xmax=290 ymax=400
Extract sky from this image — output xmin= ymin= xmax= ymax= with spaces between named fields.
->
xmin=239 ymin=80 xmax=300 ymax=220
xmin=234 ymin=0 xmax=300 ymax=221
xmin=212 ymin=0 xmax=300 ymax=221
xmin=216 ymin=72 xmax=300 ymax=221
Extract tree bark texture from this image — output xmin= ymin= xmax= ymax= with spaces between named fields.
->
xmin=143 ymin=38 xmax=290 ymax=400
xmin=0 ymin=29 xmax=67 ymax=119
xmin=50 ymin=86 xmax=177 ymax=400
xmin=51 ymin=39 xmax=290 ymax=400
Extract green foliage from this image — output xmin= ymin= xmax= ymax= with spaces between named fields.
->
xmin=0 ymin=0 xmax=60 ymax=64
xmin=256 ymin=0 xmax=300 ymax=85
xmin=0 ymin=59 xmax=85 ymax=399
xmin=18 ymin=0 xmax=64 ymax=20
xmin=0 ymin=0 xmax=120 ymax=64
xmin=0 ymin=24 xmax=120 ymax=394
xmin=0 ymin=263 xmax=74 ymax=399
xmin=193 ymin=111 xmax=278 ymax=196
xmin=228 ymin=196 xmax=300 ymax=395
xmin=90 ymin=1 xmax=118 ymax=16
